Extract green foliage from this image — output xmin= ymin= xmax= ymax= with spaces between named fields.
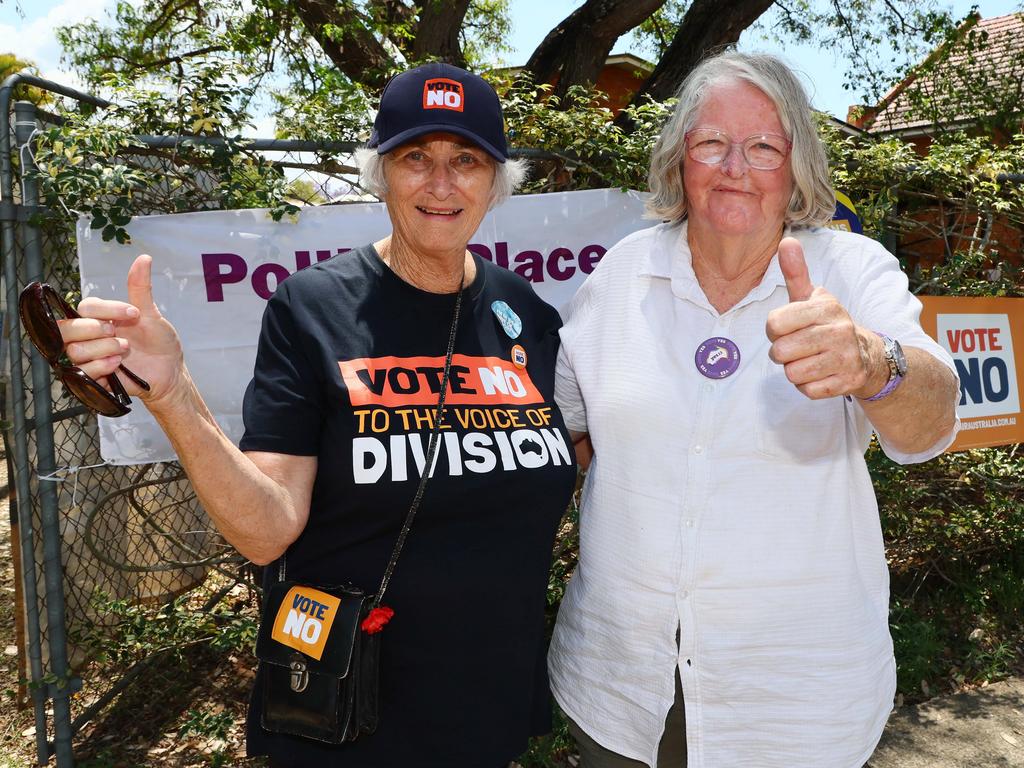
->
xmin=54 ymin=0 xmax=512 ymax=139
xmin=29 ymin=63 xmax=301 ymax=241
xmin=271 ymin=64 xmax=372 ymax=144
xmin=180 ymin=706 xmax=234 ymax=740
xmin=821 ymin=121 xmax=1024 ymax=296
xmin=55 ymin=0 xmax=280 ymax=89
xmin=461 ymin=0 xmax=513 ymax=66
xmin=0 ymin=52 xmax=52 ymax=105
xmin=519 ymin=707 xmax=576 ymax=767
xmin=286 ymin=177 xmax=329 ymax=205
xmin=764 ymin=0 xmax=955 ymax=107
xmin=48 ymin=0 xmax=973 ymax=149
xmin=501 ymin=77 xmax=673 ymax=192
xmin=179 ymin=706 xmax=236 ymax=766
xmin=72 ymin=581 xmax=258 ymax=667
xmin=871 ymin=444 xmax=1024 ymax=697
xmin=625 ymin=0 xmax=687 ymax=60
xmin=32 ymin=124 xmax=148 ymax=244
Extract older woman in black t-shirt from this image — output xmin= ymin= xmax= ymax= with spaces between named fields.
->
xmin=53 ymin=64 xmax=577 ymax=768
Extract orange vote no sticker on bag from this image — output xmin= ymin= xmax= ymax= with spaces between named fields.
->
xmin=270 ymin=586 xmax=342 ymax=661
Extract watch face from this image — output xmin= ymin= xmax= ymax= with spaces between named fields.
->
xmin=892 ymin=338 xmax=908 ymax=377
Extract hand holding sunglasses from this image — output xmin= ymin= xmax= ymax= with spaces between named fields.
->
xmin=19 ymin=281 xmax=151 ymax=417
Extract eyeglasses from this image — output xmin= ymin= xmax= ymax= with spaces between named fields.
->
xmin=684 ymin=129 xmax=791 ymax=170
xmin=18 ymin=282 xmax=150 ymax=417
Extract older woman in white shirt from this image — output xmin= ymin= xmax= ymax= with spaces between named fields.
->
xmin=549 ymin=51 xmax=960 ymax=768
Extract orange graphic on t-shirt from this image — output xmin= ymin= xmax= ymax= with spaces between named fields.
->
xmin=338 ymin=354 xmax=542 ymax=406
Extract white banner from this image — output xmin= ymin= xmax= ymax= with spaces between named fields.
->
xmin=78 ymin=188 xmax=652 ymax=464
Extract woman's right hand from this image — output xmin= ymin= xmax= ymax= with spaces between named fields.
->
xmin=61 ymin=254 xmax=188 ymax=411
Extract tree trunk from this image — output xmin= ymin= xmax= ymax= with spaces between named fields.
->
xmin=412 ymin=0 xmax=473 ymax=66
xmin=523 ymin=0 xmax=667 ymax=100
xmin=619 ymin=0 xmax=774 ymax=124
xmin=290 ymin=0 xmax=394 ymax=92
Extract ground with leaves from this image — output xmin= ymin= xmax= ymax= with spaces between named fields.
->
xmin=0 ymin=459 xmax=266 ymax=768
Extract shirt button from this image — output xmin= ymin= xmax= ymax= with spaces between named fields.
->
xmin=685 ymin=520 xmax=694 ymax=528
xmin=681 ymin=590 xmax=690 ymax=598
xmin=704 ymin=383 xmax=714 ymax=394
xmin=693 ymin=445 xmax=704 ymax=454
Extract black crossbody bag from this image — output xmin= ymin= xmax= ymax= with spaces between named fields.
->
xmin=255 ymin=283 xmax=463 ymax=743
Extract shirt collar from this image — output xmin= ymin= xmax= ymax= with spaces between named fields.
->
xmin=635 ymin=221 xmax=681 ymax=279
xmin=637 ymin=220 xmax=794 ymax=313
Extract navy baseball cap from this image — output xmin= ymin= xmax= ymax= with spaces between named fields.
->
xmin=368 ymin=62 xmax=509 ymax=163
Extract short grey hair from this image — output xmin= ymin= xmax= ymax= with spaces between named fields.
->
xmin=355 ymin=147 xmax=528 ymax=209
xmin=646 ymin=50 xmax=835 ymax=228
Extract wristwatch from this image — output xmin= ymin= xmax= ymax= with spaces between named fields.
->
xmin=862 ymin=333 xmax=908 ymax=402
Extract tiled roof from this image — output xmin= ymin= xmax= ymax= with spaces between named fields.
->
xmin=865 ymin=13 xmax=1024 ymax=134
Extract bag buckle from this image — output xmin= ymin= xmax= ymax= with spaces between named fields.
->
xmin=289 ymin=659 xmax=309 ymax=693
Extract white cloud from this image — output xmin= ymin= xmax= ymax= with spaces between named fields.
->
xmin=1 ymin=0 xmax=138 ymax=91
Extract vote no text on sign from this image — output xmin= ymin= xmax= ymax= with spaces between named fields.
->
xmin=919 ymin=296 xmax=1024 ymax=451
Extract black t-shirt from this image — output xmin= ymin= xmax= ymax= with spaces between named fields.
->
xmin=240 ymin=245 xmax=577 ymax=767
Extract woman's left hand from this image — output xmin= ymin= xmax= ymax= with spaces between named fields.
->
xmin=765 ymin=238 xmax=888 ymax=400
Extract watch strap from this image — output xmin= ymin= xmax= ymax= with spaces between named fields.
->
xmin=861 ymin=332 xmax=904 ymax=402
xmin=863 ymin=374 xmax=903 ymax=402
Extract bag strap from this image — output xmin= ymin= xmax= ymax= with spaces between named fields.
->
xmin=278 ymin=278 xmax=465 ymax=604
xmin=373 ymin=282 xmax=463 ymax=606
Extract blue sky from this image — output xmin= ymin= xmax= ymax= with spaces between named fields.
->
xmin=2 ymin=0 xmax=1023 ymax=123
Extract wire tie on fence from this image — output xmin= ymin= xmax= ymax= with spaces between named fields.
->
xmin=37 ymin=461 xmax=109 ymax=506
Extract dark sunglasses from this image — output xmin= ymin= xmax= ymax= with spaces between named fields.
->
xmin=18 ymin=281 xmax=150 ymax=417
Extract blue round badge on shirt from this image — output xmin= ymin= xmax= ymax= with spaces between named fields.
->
xmin=491 ymin=300 xmax=522 ymax=339
xmin=695 ymin=337 xmax=741 ymax=379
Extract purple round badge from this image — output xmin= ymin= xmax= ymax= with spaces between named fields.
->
xmin=694 ymin=337 xmax=741 ymax=379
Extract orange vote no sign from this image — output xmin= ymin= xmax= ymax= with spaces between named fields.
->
xmin=918 ymin=296 xmax=1024 ymax=451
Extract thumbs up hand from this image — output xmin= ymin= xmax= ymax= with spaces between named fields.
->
xmin=779 ymin=237 xmax=814 ymax=302
xmin=766 ymin=238 xmax=887 ymax=400
xmin=60 ymin=254 xmax=187 ymax=408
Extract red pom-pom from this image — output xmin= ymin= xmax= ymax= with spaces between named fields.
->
xmin=361 ymin=605 xmax=395 ymax=634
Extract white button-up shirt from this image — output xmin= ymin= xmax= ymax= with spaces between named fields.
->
xmin=549 ymin=222 xmax=958 ymax=768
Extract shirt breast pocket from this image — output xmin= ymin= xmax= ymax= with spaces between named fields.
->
xmin=755 ymin=359 xmax=846 ymax=462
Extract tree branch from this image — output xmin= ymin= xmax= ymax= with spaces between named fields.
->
xmin=618 ymin=0 xmax=773 ymax=126
xmin=143 ymin=44 xmax=230 ymax=71
xmin=523 ymin=0 xmax=667 ymax=100
xmin=411 ymin=0 xmax=473 ymax=65
xmin=142 ymin=0 xmax=203 ymax=41
xmin=290 ymin=0 xmax=394 ymax=93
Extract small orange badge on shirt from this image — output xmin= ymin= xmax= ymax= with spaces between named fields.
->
xmin=511 ymin=344 xmax=528 ymax=369
xmin=270 ymin=586 xmax=342 ymax=661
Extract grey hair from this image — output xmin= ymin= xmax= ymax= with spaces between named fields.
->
xmin=646 ymin=50 xmax=836 ymax=228
xmin=355 ymin=147 xmax=528 ymax=209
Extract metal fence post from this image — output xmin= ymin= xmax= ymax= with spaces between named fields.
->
xmin=0 ymin=76 xmax=51 ymax=767
xmin=14 ymin=99 xmax=76 ymax=767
